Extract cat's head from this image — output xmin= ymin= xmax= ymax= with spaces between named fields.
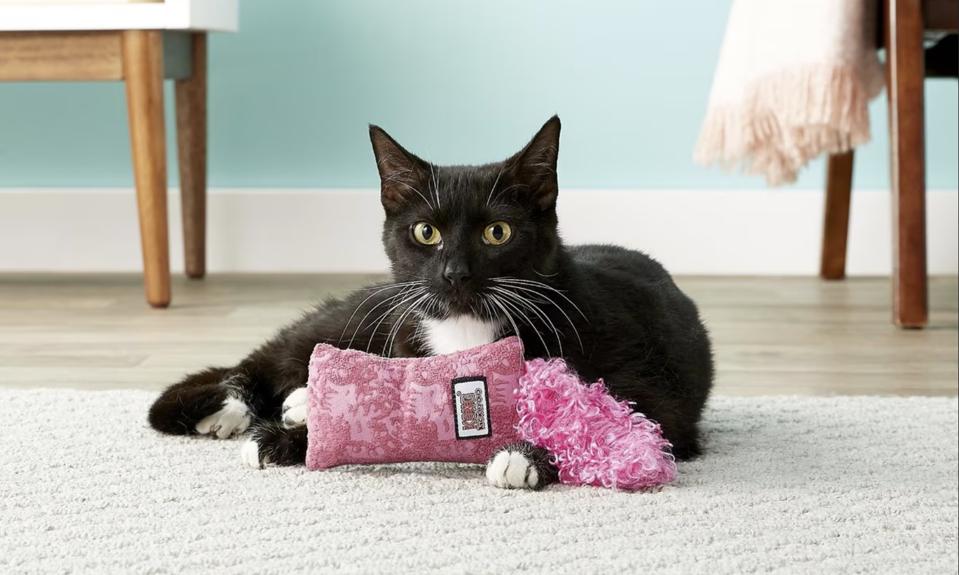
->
xmin=370 ymin=116 xmax=563 ymax=320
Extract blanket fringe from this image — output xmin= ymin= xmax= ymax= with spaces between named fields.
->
xmin=695 ymin=63 xmax=883 ymax=185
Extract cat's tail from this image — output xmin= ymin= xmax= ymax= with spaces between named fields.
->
xmin=148 ymin=366 xmax=254 ymax=438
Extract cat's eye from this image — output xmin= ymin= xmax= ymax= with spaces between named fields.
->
xmin=411 ymin=222 xmax=441 ymax=246
xmin=482 ymin=221 xmax=512 ymax=246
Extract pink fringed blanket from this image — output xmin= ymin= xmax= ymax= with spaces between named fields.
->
xmin=695 ymin=0 xmax=884 ymax=184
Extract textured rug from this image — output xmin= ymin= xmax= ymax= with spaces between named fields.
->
xmin=1 ymin=390 xmax=956 ymax=574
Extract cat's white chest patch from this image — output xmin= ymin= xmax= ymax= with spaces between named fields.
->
xmin=420 ymin=315 xmax=503 ymax=355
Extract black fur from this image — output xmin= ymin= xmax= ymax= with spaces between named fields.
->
xmin=250 ymin=423 xmax=308 ymax=468
xmin=148 ymin=367 xmax=232 ymax=435
xmin=148 ymin=116 xmax=714 ymax=485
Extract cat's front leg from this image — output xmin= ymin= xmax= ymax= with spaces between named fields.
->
xmin=148 ymin=367 xmax=254 ymax=438
xmin=242 ymin=387 xmax=309 ymax=468
xmin=241 ymin=422 xmax=308 ymax=468
xmin=486 ymin=442 xmax=558 ymax=490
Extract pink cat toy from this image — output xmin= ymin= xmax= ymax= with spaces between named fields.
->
xmin=305 ymin=336 xmax=676 ymax=491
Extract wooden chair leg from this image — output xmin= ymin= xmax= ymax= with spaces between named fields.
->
xmin=820 ymin=151 xmax=855 ymax=280
xmin=175 ymin=32 xmax=207 ymax=279
xmin=885 ymin=0 xmax=928 ymax=328
xmin=123 ymin=30 xmax=170 ymax=308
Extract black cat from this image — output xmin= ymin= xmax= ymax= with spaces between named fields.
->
xmin=148 ymin=116 xmax=714 ymax=490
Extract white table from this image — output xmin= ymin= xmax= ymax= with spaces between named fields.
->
xmin=0 ymin=0 xmax=239 ymax=307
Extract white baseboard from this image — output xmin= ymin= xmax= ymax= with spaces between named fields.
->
xmin=0 ymin=188 xmax=956 ymax=275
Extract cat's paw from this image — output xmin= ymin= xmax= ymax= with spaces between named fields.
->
xmin=281 ymin=387 xmax=308 ymax=429
xmin=195 ymin=396 xmax=251 ymax=439
xmin=241 ymin=422 xmax=308 ymax=468
xmin=486 ymin=449 xmax=539 ymax=489
xmin=486 ymin=442 xmax=557 ymax=490
xmin=241 ymin=438 xmax=269 ymax=469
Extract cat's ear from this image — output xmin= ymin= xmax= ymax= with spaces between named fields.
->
xmin=369 ymin=125 xmax=430 ymax=213
xmin=506 ymin=115 xmax=561 ymax=211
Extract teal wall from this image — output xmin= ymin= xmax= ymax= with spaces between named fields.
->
xmin=1 ymin=0 xmax=956 ymax=189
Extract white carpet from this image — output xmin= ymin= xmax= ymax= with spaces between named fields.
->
xmin=1 ymin=390 xmax=956 ymax=574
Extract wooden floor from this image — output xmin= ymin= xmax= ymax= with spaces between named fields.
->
xmin=0 ymin=274 xmax=956 ymax=396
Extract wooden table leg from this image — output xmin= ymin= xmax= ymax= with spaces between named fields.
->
xmin=820 ymin=151 xmax=855 ymax=280
xmin=123 ymin=30 xmax=170 ymax=308
xmin=885 ymin=0 xmax=928 ymax=328
xmin=175 ymin=32 xmax=207 ymax=279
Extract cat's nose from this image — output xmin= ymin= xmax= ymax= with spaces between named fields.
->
xmin=443 ymin=262 xmax=472 ymax=286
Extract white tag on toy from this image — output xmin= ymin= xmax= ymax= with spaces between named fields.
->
xmin=451 ymin=377 xmax=491 ymax=439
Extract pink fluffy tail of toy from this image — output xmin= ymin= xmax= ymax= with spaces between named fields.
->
xmin=517 ymin=358 xmax=677 ymax=491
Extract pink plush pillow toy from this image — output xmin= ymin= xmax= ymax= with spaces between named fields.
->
xmin=305 ymin=336 xmax=524 ymax=468
xmin=305 ymin=336 xmax=677 ymax=491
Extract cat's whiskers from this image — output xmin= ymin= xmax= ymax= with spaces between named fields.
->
xmin=407 ymin=294 xmax=437 ymax=353
xmin=484 ymin=293 xmax=523 ymax=345
xmin=350 ymin=285 xmax=427 ymax=350
xmin=408 ymin=294 xmax=439 ymax=348
xmin=532 ymin=267 xmax=559 ymax=279
xmin=492 ymin=277 xmax=588 ymax=321
xmin=477 ymin=296 xmax=491 ymax=322
xmin=382 ymin=171 xmax=434 ymax=211
xmin=345 ymin=286 xmax=419 ymax=349
xmin=506 ymin=286 xmax=584 ymax=354
xmin=361 ymin=286 xmax=430 ymax=352
xmin=428 ymin=161 xmax=441 ymax=209
xmin=489 ymin=285 xmax=563 ymax=356
xmin=359 ymin=280 xmax=424 ymax=291
xmin=383 ymin=292 xmax=432 ymax=357
xmin=487 ymin=289 xmax=553 ymax=356
xmin=492 ymin=277 xmax=586 ymax=353
xmin=485 ymin=170 xmax=504 ymax=207
xmin=399 ymin=181 xmax=435 ymax=212
xmin=339 ymin=281 xmax=425 ymax=344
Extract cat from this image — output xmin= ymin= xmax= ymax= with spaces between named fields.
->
xmin=148 ymin=116 xmax=714 ymax=490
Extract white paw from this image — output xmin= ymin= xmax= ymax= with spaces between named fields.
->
xmin=196 ymin=396 xmax=252 ymax=439
xmin=241 ymin=438 xmax=268 ymax=469
xmin=486 ymin=449 xmax=540 ymax=490
xmin=281 ymin=387 xmax=308 ymax=429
